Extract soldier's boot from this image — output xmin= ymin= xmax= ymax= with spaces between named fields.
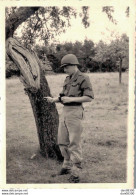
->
xmin=68 ymin=163 xmax=82 ymax=183
xmin=57 ymin=167 xmax=71 ymax=175
xmin=51 ymin=160 xmax=71 ymax=177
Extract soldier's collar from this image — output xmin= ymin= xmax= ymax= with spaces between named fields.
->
xmin=70 ymin=70 xmax=82 ymax=81
xmin=65 ymin=70 xmax=82 ymax=84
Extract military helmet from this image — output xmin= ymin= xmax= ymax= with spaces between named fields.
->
xmin=60 ymin=54 xmax=79 ymax=68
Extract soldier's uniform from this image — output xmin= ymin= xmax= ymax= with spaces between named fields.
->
xmin=58 ymin=66 xmax=94 ymax=181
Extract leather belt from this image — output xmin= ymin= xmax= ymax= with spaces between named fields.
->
xmin=63 ymin=102 xmax=82 ymax=106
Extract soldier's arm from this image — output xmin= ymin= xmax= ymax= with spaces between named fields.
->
xmin=80 ymin=75 xmax=94 ymax=99
xmin=61 ymin=96 xmax=92 ymax=103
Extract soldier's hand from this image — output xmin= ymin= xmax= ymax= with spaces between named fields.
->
xmin=61 ymin=97 xmax=72 ymax=103
xmin=43 ymin=96 xmax=54 ymax=103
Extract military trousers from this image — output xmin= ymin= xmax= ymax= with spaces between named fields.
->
xmin=58 ymin=105 xmax=84 ymax=170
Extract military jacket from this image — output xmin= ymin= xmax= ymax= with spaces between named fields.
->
xmin=60 ymin=70 xmax=94 ymax=99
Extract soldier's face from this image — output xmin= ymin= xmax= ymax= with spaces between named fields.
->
xmin=64 ymin=65 xmax=76 ymax=75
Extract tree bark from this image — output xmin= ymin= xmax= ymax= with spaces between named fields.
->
xmin=6 ymin=8 xmax=63 ymax=160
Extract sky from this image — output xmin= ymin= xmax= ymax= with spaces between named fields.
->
xmin=54 ymin=6 xmax=129 ymax=44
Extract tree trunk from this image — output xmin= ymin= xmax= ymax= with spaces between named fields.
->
xmin=99 ymin=62 xmax=102 ymax=72
xmin=119 ymin=58 xmax=122 ymax=84
xmin=6 ymin=37 xmax=63 ymax=160
xmin=26 ymin=69 xmax=62 ymax=159
xmin=6 ymin=7 xmax=63 ymax=160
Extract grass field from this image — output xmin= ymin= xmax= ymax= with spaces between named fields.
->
xmin=6 ymin=72 xmax=128 ymax=184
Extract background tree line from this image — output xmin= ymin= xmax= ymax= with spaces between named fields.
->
xmin=6 ymin=33 xmax=129 ymax=78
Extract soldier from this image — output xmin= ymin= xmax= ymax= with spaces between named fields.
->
xmin=44 ymin=54 xmax=94 ymax=183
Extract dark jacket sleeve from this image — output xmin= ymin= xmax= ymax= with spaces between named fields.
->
xmin=80 ymin=75 xmax=94 ymax=99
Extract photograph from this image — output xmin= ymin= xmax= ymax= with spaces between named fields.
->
xmin=3 ymin=1 xmax=134 ymax=188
